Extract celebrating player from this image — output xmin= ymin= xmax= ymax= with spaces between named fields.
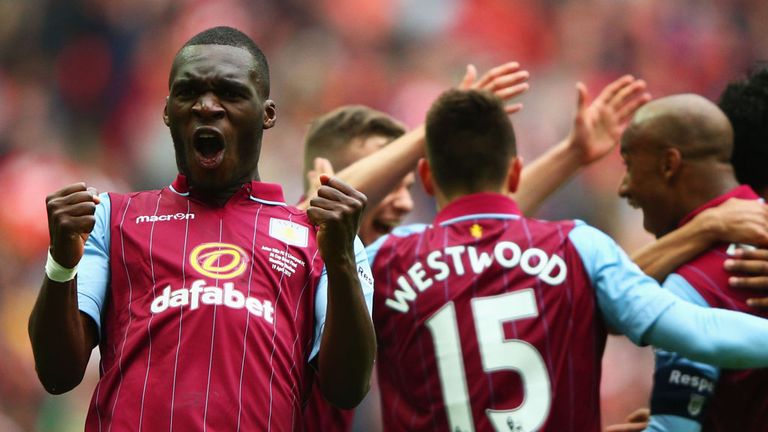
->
xmin=616 ymin=94 xmax=767 ymax=431
xmin=28 ymin=26 xmax=375 ymax=431
xmin=368 ymin=88 xmax=768 ymax=432
xmin=300 ymin=68 xmax=651 ymax=430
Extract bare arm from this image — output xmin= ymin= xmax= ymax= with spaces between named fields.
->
xmin=297 ymin=62 xmax=529 ymax=211
xmin=308 ymin=175 xmax=376 ymax=409
xmin=29 ymin=183 xmax=100 ymax=394
xmin=513 ymin=75 xmax=651 ymax=215
xmin=632 ymin=198 xmax=768 ymax=281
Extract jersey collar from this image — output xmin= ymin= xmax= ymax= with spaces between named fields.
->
xmin=433 ymin=192 xmax=521 ymax=225
xmin=678 ymin=185 xmax=760 ymax=227
xmin=169 ymin=174 xmax=287 ymax=206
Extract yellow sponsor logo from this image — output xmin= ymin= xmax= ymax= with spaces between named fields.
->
xmin=189 ymin=242 xmax=248 ymax=280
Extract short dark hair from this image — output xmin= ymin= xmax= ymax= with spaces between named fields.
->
xmin=302 ymin=105 xmax=406 ymax=190
xmin=425 ymin=89 xmax=516 ymax=195
xmin=171 ymin=26 xmax=270 ymax=97
xmin=719 ymin=65 xmax=768 ymax=192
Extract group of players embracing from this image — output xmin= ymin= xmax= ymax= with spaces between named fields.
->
xmin=29 ymin=26 xmax=768 ymax=431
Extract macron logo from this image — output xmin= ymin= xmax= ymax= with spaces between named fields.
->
xmin=136 ymin=212 xmax=195 ymax=224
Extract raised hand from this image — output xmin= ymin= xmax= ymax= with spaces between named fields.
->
xmin=605 ymin=408 xmax=650 ymax=432
xmin=567 ymin=75 xmax=652 ymax=165
xmin=458 ymin=62 xmax=530 ymax=114
xmin=298 ymin=157 xmax=336 ymax=211
xmin=725 ymin=248 xmax=768 ymax=308
xmin=46 ymin=183 xmax=100 ymax=269
xmin=307 ymin=175 xmax=367 ymax=265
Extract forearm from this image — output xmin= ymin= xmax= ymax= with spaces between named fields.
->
xmin=335 ymin=126 xmax=425 ymax=212
xmin=632 ymin=219 xmax=715 ymax=282
xmin=512 ymin=139 xmax=582 ymax=216
xmin=28 ymin=277 xmax=95 ymax=394
xmin=644 ymin=299 xmax=768 ymax=369
xmin=317 ymin=258 xmax=376 ymax=408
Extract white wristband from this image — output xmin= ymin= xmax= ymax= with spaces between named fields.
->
xmin=45 ymin=250 xmax=78 ymax=283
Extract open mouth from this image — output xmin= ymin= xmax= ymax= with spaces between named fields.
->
xmin=192 ymin=128 xmax=225 ymax=169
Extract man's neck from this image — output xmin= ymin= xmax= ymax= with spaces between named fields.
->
xmin=676 ymin=163 xmax=740 ymax=224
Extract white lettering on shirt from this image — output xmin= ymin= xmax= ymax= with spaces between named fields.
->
xmin=150 ymin=279 xmax=275 ymax=324
xmin=385 ymin=241 xmax=567 ymax=313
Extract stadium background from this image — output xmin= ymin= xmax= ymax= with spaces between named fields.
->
xmin=0 ymin=0 xmax=765 ymax=430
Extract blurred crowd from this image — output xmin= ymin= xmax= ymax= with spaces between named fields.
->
xmin=0 ymin=0 xmax=766 ymax=430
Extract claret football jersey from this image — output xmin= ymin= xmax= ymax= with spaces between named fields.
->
xmin=368 ymin=192 xmax=679 ymax=432
xmin=650 ymin=185 xmax=768 ymax=432
xmin=76 ymin=174 xmax=373 ymax=431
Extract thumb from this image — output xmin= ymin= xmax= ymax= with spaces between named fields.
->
xmin=458 ymin=64 xmax=477 ymax=90
xmin=576 ymin=82 xmax=588 ymax=112
xmin=86 ymin=186 xmax=101 ymax=204
xmin=319 ymin=174 xmax=331 ymax=185
xmin=314 ymin=157 xmax=335 ymax=176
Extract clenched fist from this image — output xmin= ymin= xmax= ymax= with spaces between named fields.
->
xmin=307 ymin=175 xmax=366 ymax=266
xmin=46 ymin=183 xmax=100 ymax=269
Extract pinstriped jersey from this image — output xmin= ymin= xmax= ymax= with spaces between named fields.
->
xmin=76 ymin=175 xmax=373 ymax=431
xmin=368 ymin=193 xmax=607 ymax=432
xmin=650 ymin=185 xmax=768 ymax=432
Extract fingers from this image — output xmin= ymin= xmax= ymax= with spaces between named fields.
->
xmin=746 ymin=297 xmax=768 ymax=309
xmin=493 ymin=82 xmax=530 ymax=101
xmin=728 ymin=247 xmax=768 ymax=260
xmin=729 ymin=275 xmax=768 ymax=289
xmin=605 ymin=423 xmax=648 ymax=432
xmin=725 ymin=257 xmax=768 ymax=276
xmin=604 ymin=407 xmax=649 ymax=432
xmin=458 ymin=64 xmax=477 ymax=90
xmin=314 ymin=157 xmax=335 ymax=177
xmin=46 ymin=182 xmax=88 ymax=201
xmin=472 ymin=62 xmax=521 ymax=89
xmin=482 ymin=70 xmax=530 ymax=92
xmin=505 ymin=103 xmax=524 ymax=114
xmin=318 ymin=176 xmax=368 ymax=205
xmin=594 ymin=74 xmax=635 ymax=105
xmin=625 ymin=408 xmax=650 ymax=423
xmin=608 ymin=79 xmax=651 ymax=123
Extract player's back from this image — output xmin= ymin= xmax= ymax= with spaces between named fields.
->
xmin=370 ymin=199 xmax=608 ymax=432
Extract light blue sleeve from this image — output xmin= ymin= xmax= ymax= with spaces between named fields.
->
xmin=365 ymin=223 xmax=428 ymax=266
xmin=646 ymin=274 xmax=718 ymax=432
xmin=568 ymin=222 xmax=676 ymax=344
xmin=645 ymin=415 xmax=701 ymax=432
xmin=309 ymin=236 xmax=373 ymax=361
xmin=76 ymin=193 xmax=111 ymax=337
xmin=570 ymin=221 xmax=768 ymax=368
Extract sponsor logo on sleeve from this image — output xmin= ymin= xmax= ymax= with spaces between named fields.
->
xmin=269 ymin=218 xmax=309 ymax=247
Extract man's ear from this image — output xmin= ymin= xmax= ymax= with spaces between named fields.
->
xmin=263 ymin=99 xmax=277 ymax=129
xmin=163 ymin=96 xmax=170 ymax=127
xmin=661 ymin=147 xmax=682 ymax=181
xmin=418 ymin=158 xmax=435 ymax=196
xmin=506 ymin=156 xmax=523 ymax=194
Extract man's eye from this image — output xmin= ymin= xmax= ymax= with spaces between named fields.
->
xmin=221 ymin=89 xmax=243 ymax=99
xmin=174 ymin=87 xmax=195 ymax=98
